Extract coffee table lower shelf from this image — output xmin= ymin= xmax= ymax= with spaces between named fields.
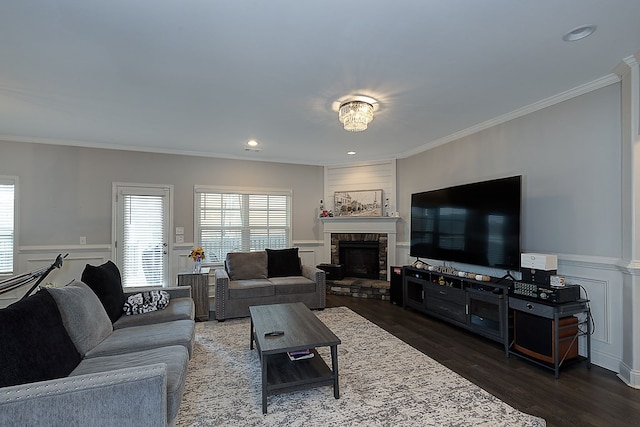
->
xmin=264 ymin=349 xmax=335 ymax=395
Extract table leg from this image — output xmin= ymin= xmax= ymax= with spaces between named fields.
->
xmin=262 ymin=354 xmax=268 ymax=414
xmin=331 ymin=345 xmax=340 ymax=399
xmin=250 ymin=318 xmax=254 ymax=350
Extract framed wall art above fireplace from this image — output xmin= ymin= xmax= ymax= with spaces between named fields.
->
xmin=334 ymin=189 xmax=383 ymax=217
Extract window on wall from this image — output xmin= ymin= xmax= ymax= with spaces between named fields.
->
xmin=0 ymin=177 xmax=17 ymax=275
xmin=195 ymin=187 xmax=291 ymax=264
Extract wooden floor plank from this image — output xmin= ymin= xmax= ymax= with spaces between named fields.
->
xmin=326 ymin=294 xmax=640 ymax=427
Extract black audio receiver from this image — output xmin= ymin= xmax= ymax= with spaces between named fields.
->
xmin=511 ymin=282 xmax=581 ymax=303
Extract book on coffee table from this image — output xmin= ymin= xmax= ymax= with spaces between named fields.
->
xmin=288 ymin=349 xmax=314 ymax=361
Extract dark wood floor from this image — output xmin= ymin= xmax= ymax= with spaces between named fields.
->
xmin=326 ymin=294 xmax=640 ymax=427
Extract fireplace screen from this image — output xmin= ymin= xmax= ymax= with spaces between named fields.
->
xmin=339 ymin=241 xmax=380 ymax=279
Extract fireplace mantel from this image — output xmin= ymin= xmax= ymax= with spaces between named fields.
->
xmin=320 ymin=216 xmax=401 ymax=233
xmin=321 ymin=216 xmax=401 ymax=280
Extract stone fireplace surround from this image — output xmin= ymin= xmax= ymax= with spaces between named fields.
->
xmin=321 ymin=217 xmax=400 ymax=281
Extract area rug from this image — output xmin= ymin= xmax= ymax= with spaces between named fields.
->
xmin=176 ymin=307 xmax=545 ymax=426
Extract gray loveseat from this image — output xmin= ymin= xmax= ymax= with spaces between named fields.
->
xmin=214 ymin=248 xmax=326 ymax=320
xmin=0 ymin=262 xmax=195 ymax=427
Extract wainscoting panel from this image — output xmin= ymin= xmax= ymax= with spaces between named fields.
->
xmin=0 ymin=245 xmax=112 ymax=308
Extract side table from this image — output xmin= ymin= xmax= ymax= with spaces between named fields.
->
xmin=178 ymin=267 xmax=210 ymax=321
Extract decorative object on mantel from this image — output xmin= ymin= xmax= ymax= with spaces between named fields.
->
xmin=188 ymin=247 xmax=205 ymax=273
xmin=319 ymin=199 xmax=334 ymax=218
xmin=334 ymin=189 xmax=383 ymax=217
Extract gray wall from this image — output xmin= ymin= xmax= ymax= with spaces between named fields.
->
xmin=398 ymin=83 xmax=622 ymax=259
xmin=0 ymin=141 xmax=324 ymax=247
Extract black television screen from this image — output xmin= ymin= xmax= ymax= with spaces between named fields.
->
xmin=410 ymin=176 xmax=521 ymax=271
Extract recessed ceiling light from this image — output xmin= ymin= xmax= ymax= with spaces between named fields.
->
xmin=562 ymin=25 xmax=597 ymax=42
xmin=347 ymin=151 xmax=356 ymax=155
xmin=244 ymin=139 xmax=261 ymax=152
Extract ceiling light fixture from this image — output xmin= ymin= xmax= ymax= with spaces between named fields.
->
xmin=338 ymin=100 xmax=375 ymax=132
xmin=562 ymin=25 xmax=597 ymax=42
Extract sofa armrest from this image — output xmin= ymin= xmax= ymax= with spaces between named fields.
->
xmin=302 ymin=265 xmax=326 ymax=293
xmin=0 ymin=364 xmax=167 ymax=426
xmin=124 ymin=285 xmax=192 ymax=300
xmin=214 ymin=268 xmax=230 ymax=320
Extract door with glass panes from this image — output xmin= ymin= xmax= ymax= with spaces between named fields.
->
xmin=113 ymin=184 xmax=172 ymax=287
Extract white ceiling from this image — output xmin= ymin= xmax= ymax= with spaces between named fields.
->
xmin=1 ymin=1 xmax=639 ymax=166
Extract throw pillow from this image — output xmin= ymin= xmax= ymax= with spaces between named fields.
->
xmin=123 ymin=290 xmax=170 ymax=315
xmin=266 ymin=248 xmax=302 ymax=277
xmin=81 ymin=260 xmax=125 ymax=323
xmin=0 ymin=290 xmax=82 ymax=387
xmin=225 ymin=251 xmax=268 ymax=280
xmin=48 ymin=280 xmax=113 ymax=357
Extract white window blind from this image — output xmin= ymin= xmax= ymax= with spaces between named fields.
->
xmin=195 ymin=188 xmax=291 ymax=263
xmin=122 ymin=193 xmax=166 ymax=287
xmin=0 ymin=180 xmax=15 ymax=274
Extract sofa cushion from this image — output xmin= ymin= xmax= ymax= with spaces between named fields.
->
xmin=266 ymin=248 xmax=302 ymax=277
xmin=113 ymin=297 xmax=194 ymax=329
xmin=225 ymin=251 xmax=268 ymax=280
xmin=84 ymin=319 xmax=195 ymax=358
xmin=0 ymin=290 xmax=81 ymax=387
xmin=81 ymin=260 xmax=126 ymax=323
xmin=270 ymin=276 xmax=316 ymax=294
xmin=228 ymin=279 xmax=275 ymax=299
xmin=71 ymin=346 xmax=189 ymax=423
xmin=48 ymin=280 xmax=114 ymax=357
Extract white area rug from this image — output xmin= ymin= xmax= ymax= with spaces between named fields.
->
xmin=176 ymin=307 xmax=545 ymax=426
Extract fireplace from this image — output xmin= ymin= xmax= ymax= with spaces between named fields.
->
xmin=321 ymin=216 xmax=400 ymax=281
xmin=331 ymin=233 xmax=388 ymax=280
xmin=339 ymin=241 xmax=380 ymax=279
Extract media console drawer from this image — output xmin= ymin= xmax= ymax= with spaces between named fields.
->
xmin=424 ymin=283 xmax=465 ymax=304
xmin=509 ymin=297 xmax=555 ymax=319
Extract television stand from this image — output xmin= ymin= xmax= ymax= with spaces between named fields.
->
xmin=402 ymin=266 xmax=510 ymax=344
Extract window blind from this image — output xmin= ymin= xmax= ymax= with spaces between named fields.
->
xmin=195 ymin=189 xmax=291 ymax=263
xmin=0 ymin=181 xmax=15 ymax=274
xmin=122 ymin=194 xmax=166 ymax=287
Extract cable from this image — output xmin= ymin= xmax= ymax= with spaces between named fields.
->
xmin=577 ymin=284 xmax=596 ymax=336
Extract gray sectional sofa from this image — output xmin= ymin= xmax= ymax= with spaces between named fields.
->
xmin=0 ymin=262 xmax=195 ymax=427
xmin=214 ymin=248 xmax=326 ymax=320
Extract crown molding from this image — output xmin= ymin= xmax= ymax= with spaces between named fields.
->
xmin=399 ymin=73 xmax=621 ymax=159
xmin=613 ymin=53 xmax=640 ymax=78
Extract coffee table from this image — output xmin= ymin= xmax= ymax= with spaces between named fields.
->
xmin=249 ymin=302 xmax=341 ymax=414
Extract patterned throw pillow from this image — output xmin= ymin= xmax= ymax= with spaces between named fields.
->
xmin=123 ymin=290 xmax=170 ymax=316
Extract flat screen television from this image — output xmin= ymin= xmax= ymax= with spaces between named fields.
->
xmin=410 ymin=175 xmax=521 ymax=271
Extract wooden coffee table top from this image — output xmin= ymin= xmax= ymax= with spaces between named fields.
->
xmin=250 ymin=302 xmax=340 ymax=355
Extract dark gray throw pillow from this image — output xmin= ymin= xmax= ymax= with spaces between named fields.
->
xmin=226 ymin=251 xmax=268 ymax=280
xmin=81 ymin=260 xmax=125 ymax=323
xmin=0 ymin=290 xmax=82 ymax=387
xmin=266 ymin=248 xmax=302 ymax=277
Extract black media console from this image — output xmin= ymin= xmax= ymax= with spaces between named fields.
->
xmin=403 ymin=266 xmax=592 ymax=377
xmin=402 ymin=266 xmax=511 ymax=344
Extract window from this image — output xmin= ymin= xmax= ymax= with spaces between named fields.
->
xmin=0 ymin=177 xmax=17 ymax=275
xmin=195 ymin=187 xmax=291 ymax=264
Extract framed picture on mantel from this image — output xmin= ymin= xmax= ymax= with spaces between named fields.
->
xmin=334 ymin=189 xmax=383 ymax=217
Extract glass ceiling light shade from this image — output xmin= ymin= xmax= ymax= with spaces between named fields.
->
xmin=338 ymin=101 xmax=374 ymax=132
